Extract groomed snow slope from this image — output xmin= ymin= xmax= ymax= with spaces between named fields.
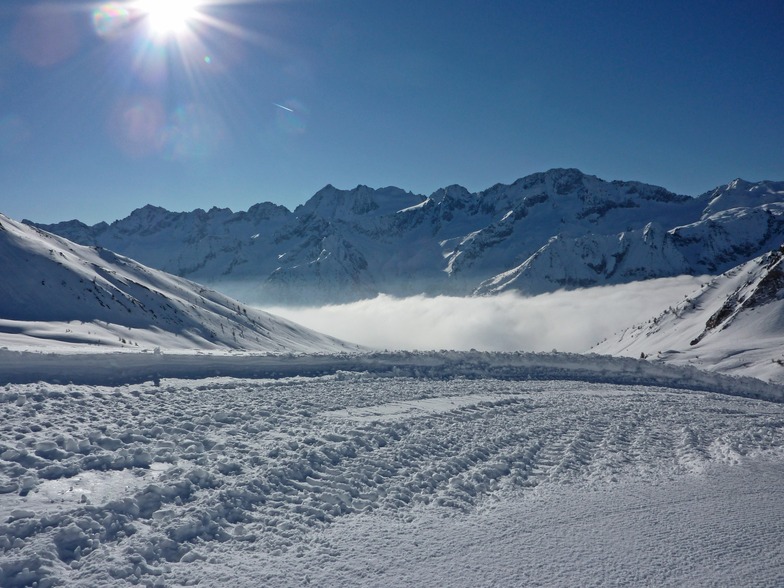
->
xmin=594 ymin=247 xmax=784 ymax=383
xmin=0 ymin=213 xmax=358 ymax=354
xmin=1 ymin=368 xmax=783 ymax=587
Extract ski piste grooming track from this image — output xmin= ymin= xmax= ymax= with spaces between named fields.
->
xmin=2 ymin=352 xmax=784 ymax=586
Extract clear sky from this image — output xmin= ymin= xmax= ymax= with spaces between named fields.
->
xmin=2 ymin=0 xmax=783 ymax=224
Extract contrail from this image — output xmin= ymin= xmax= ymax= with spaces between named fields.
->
xmin=273 ymin=103 xmax=294 ymax=112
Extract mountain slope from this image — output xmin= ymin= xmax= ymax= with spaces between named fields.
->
xmin=30 ymin=170 xmax=784 ymax=304
xmin=593 ymin=246 xmax=784 ymax=382
xmin=0 ymin=213 xmax=358 ymax=352
xmin=477 ymin=222 xmax=693 ymax=294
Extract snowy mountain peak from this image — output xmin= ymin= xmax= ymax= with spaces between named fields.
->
xmin=702 ymin=178 xmax=784 ymax=218
xmin=245 ymin=201 xmax=291 ymax=222
xmin=520 ymin=166 xmax=586 ymax=185
xmin=698 ymin=245 xmax=784 ymax=339
xmin=430 ymin=184 xmax=473 ymax=204
xmin=296 ymin=184 xmax=425 ymax=219
xmin=545 ymin=167 xmax=593 ymax=195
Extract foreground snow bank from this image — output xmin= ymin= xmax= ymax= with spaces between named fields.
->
xmin=1 ymin=349 xmax=782 ymax=403
xmin=1 ymin=375 xmax=783 ymax=587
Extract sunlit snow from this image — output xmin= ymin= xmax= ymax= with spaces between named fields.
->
xmin=2 ymin=366 xmax=783 ymax=586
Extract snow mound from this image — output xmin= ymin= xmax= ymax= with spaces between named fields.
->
xmin=0 ymin=213 xmax=359 ymax=353
xmin=1 ymin=349 xmax=782 ymax=403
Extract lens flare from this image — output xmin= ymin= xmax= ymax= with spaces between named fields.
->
xmin=92 ymin=3 xmax=131 ymax=39
xmin=11 ymin=5 xmax=81 ymax=67
xmin=161 ymin=103 xmax=227 ymax=161
xmin=90 ymin=1 xmax=288 ymax=163
xmin=107 ymin=97 xmax=166 ymax=158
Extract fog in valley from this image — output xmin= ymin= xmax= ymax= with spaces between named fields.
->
xmin=262 ymin=276 xmax=706 ymax=353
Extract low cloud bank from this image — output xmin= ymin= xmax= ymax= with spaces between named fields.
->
xmin=261 ymin=276 xmax=705 ymax=353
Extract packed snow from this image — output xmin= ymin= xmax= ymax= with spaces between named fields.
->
xmin=2 ymin=351 xmax=784 ymax=586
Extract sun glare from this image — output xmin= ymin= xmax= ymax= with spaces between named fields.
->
xmin=137 ymin=0 xmax=200 ymax=35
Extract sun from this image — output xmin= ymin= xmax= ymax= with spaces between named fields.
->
xmin=136 ymin=0 xmax=201 ymax=36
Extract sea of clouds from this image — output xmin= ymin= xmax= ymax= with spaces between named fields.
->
xmin=262 ymin=276 xmax=705 ymax=353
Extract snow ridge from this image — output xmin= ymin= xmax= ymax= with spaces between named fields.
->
xmin=1 ymin=349 xmax=782 ymax=403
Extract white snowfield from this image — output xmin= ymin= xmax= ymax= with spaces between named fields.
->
xmin=1 ymin=351 xmax=784 ymax=587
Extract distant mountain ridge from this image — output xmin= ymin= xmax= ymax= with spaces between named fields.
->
xmin=30 ymin=169 xmax=784 ymax=305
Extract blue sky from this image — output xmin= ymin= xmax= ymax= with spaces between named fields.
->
xmin=2 ymin=0 xmax=783 ymax=224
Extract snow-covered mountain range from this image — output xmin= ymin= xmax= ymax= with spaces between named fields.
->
xmin=30 ymin=169 xmax=784 ymax=305
xmin=594 ymin=246 xmax=784 ymax=382
xmin=0 ymin=213 xmax=357 ymax=352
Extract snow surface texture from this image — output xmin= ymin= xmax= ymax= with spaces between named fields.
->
xmin=31 ymin=169 xmax=784 ymax=305
xmin=0 ymin=214 xmax=358 ymax=354
xmin=595 ymin=246 xmax=784 ymax=383
xmin=1 ymin=369 xmax=783 ymax=587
